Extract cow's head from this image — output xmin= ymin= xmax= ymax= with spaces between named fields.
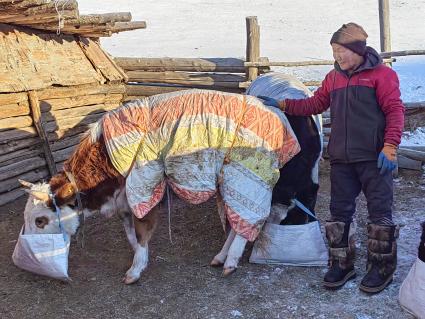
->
xmin=19 ymin=178 xmax=80 ymax=236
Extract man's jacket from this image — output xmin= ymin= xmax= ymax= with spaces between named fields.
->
xmin=285 ymin=47 xmax=405 ymax=163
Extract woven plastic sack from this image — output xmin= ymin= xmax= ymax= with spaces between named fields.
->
xmin=399 ymin=258 xmax=425 ymax=318
xmin=249 ymin=221 xmax=328 ymax=266
xmin=12 ymin=226 xmax=70 ymax=281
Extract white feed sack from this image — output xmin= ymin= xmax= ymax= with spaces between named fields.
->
xmin=12 ymin=226 xmax=70 ymax=281
xmin=250 ymin=204 xmax=328 ymax=266
xmin=399 ymin=258 xmax=425 ymax=319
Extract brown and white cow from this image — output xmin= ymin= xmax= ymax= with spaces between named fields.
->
xmin=20 ymin=90 xmax=296 ymax=284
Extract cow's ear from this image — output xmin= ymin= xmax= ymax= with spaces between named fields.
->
xmin=19 ymin=179 xmax=34 ymax=188
xmin=25 ymin=189 xmax=49 ymax=202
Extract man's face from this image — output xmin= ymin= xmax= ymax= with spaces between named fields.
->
xmin=332 ymin=43 xmax=364 ymax=73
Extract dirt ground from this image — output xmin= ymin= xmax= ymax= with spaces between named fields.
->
xmin=0 ymin=160 xmax=423 ymax=319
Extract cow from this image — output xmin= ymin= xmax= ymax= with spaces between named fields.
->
xmin=247 ymin=73 xmax=322 ymax=224
xmin=20 ymin=75 xmax=321 ymax=284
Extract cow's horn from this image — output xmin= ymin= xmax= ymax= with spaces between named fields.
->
xmin=18 ymin=179 xmax=34 ymax=188
xmin=25 ymin=189 xmax=49 ymax=202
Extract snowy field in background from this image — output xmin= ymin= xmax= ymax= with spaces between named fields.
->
xmin=78 ymin=0 xmax=425 ymax=103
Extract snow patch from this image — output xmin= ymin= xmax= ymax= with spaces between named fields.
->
xmin=401 ymin=127 xmax=425 ymax=147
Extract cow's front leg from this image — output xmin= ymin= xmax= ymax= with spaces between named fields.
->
xmin=211 ymin=229 xmax=236 ymax=267
xmin=123 ymin=206 xmax=158 ymax=285
xmin=223 ymin=233 xmax=248 ymax=276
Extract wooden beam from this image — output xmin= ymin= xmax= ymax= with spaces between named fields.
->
xmin=246 ymin=16 xmax=260 ymax=81
xmin=0 ymin=188 xmax=25 ymax=207
xmin=36 ymin=83 xmax=126 ymax=99
xmin=244 ymin=58 xmax=395 ymax=67
xmin=125 ymin=84 xmax=190 ymax=97
xmin=40 ymin=93 xmax=123 ymax=112
xmin=380 ymin=50 xmax=425 ymax=58
xmin=0 ymin=101 xmax=30 ymax=119
xmin=0 ymin=127 xmax=38 ymax=143
xmin=0 ymin=168 xmax=49 ymax=194
xmin=405 ymin=101 xmax=425 ymax=109
xmin=398 ymin=148 xmax=425 ymax=162
xmin=126 ymin=71 xmax=246 ymax=88
xmin=28 ymin=91 xmax=57 ymax=176
xmin=0 ymin=115 xmax=32 ymax=130
xmin=116 ymin=57 xmax=247 ymax=73
xmin=379 ymin=0 xmax=392 ymax=53
xmin=0 ymin=156 xmax=46 ymax=182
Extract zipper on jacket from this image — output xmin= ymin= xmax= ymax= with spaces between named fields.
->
xmin=345 ymin=76 xmax=351 ymax=162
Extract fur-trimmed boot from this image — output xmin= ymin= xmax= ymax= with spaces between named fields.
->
xmin=359 ymin=224 xmax=399 ymax=293
xmin=323 ymin=221 xmax=356 ymax=289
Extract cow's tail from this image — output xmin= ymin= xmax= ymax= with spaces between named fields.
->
xmin=87 ymin=119 xmax=103 ymax=143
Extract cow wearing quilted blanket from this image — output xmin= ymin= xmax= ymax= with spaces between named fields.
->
xmin=22 ymin=89 xmax=300 ymax=284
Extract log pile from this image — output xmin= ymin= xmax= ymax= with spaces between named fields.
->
xmin=0 ymin=84 xmax=125 ymax=206
xmin=115 ymin=57 xmax=271 ymax=99
xmin=0 ymin=0 xmax=146 ymax=37
xmin=0 ymin=87 xmax=128 ymax=206
xmin=0 ymin=3 xmax=136 ymax=206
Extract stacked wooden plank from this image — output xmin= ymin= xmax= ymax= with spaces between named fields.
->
xmin=0 ymin=22 xmax=128 ymax=206
xmin=115 ymin=57 xmax=271 ymax=100
xmin=0 ymin=0 xmax=146 ymax=37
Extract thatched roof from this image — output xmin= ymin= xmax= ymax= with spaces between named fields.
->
xmin=0 ymin=0 xmax=146 ymax=37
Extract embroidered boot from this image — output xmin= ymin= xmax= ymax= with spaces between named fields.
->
xmin=359 ymin=224 xmax=399 ymax=293
xmin=323 ymin=221 xmax=356 ymax=289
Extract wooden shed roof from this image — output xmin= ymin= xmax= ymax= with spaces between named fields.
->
xmin=0 ymin=0 xmax=146 ymax=37
xmin=0 ymin=23 xmax=127 ymax=93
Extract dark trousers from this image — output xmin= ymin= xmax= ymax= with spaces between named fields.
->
xmin=330 ymin=161 xmax=393 ymax=225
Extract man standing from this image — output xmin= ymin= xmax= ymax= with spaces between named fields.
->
xmin=260 ymin=22 xmax=405 ymax=293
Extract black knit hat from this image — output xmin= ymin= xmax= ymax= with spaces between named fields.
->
xmin=330 ymin=22 xmax=368 ymax=56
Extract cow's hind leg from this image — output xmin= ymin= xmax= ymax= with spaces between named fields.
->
xmin=123 ymin=206 xmax=159 ymax=284
xmin=223 ymin=233 xmax=248 ymax=276
xmin=211 ymin=229 xmax=236 ymax=267
xmin=117 ymin=210 xmax=138 ymax=251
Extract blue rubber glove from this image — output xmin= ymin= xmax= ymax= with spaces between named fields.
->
xmin=258 ymin=95 xmax=281 ymax=109
xmin=377 ymin=143 xmax=397 ymax=175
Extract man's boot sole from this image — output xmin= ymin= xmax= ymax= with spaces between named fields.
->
xmin=359 ymin=275 xmax=393 ymax=294
xmin=323 ymin=270 xmax=356 ymax=289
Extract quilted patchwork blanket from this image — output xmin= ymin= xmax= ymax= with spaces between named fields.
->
xmin=101 ymin=89 xmax=300 ymax=241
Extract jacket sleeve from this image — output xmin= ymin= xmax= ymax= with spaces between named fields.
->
xmin=375 ymin=67 xmax=405 ymax=146
xmin=284 ymin=72 xmax=332 ymax=116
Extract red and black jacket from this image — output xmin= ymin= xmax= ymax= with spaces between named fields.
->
xmin=285 ymin=47 xmax=405 ymax=163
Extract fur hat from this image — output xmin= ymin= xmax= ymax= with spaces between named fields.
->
xmin=330 ymin=22 xmax=368 ymax=56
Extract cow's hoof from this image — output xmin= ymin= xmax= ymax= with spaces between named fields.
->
xmin=222 ymin=267 xmax=237 ymax=277
xmin=122 ymin=274 xmax=140 ymax=285
xmin=210 ymin=258 xmax=224 ymax=267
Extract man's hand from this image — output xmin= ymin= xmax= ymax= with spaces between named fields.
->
xmin=258 ymin=95 xmax=286 ymax=111
xmin=377 ymin=143 xmax=397 ymax=175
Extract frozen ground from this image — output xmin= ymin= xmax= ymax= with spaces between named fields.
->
xmin=0 ymin=161 xmax=423 ymax=318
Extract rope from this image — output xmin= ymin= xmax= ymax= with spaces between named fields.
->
xmin=166 ymin=185 xmax=173 ymax=244
xmin=53 ymin=0 xmax=71 ymax=35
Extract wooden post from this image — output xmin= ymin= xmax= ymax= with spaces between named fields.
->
xmin=378 ymin=0 xmax=391 ymax=53
xmin=28 ymin=91 xmax=57 ymax=176
xmin=246 ymin=16 xmax=260 ymax=81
